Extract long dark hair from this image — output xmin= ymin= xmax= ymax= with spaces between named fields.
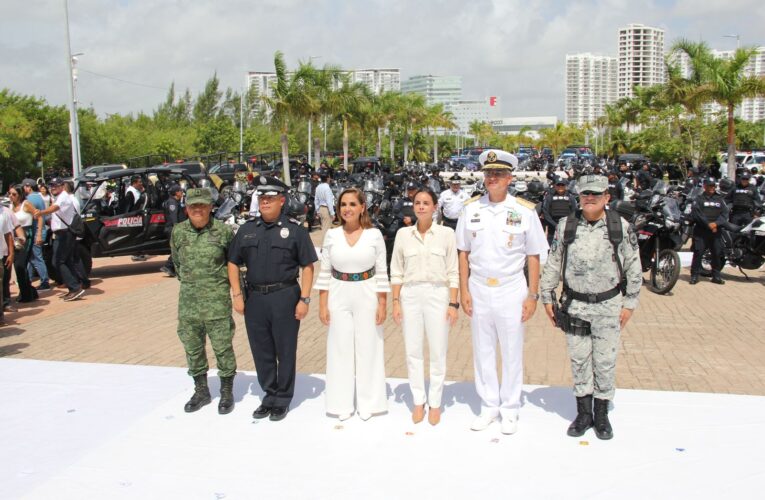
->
xmin=10 ymin=184 xmax=26 ymax=206
xmin=337 ymin=187 xmax=373 ymax=229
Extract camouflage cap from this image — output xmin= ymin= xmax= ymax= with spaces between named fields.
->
xmin=185 ymin=187 xmax=213 ymax=205
xmin=577 ymin=175 xmax=608 ymax=194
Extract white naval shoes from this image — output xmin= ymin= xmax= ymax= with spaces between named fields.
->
xmin=338 ymin=413 xmax=353 ymax=421
xmin=470 ymin=413 xmax=498 ymax=431
xmin=358 ymin=412 xmax=372 ymax=421
xmin=501 ymin=416 xmax=518 ymax=435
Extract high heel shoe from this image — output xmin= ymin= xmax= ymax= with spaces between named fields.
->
xmin=412 ymin=404 xmax=425 ymax=424
xmin=428 ymin=406 xmax=441 ymax=426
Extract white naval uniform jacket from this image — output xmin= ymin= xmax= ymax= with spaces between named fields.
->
xmin=456 ymin=194 xmax=548 ymax=279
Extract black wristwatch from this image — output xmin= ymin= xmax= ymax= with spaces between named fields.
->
xmin=300 ymin=297 xmax=311 ymax=305
xmin=449 ymin=302 xmax=460 ymax=309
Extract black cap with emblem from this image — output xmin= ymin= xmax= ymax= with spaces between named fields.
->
xmin=256 ymin=176 xmax=288 ymax=196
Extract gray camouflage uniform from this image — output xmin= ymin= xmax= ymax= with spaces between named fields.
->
xmin=540 ymin=214 xmax=642 ymax=400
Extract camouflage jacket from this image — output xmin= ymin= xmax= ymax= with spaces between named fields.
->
xmin=540 ymin=214 xmax=642 ymax=318
xmin=171 ymin=218 xmax=234 ymax=320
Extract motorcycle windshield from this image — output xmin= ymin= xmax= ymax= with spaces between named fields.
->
xmin=363 ymin=180 xmax=376 ymax=192
xmin=297 ymin=181 xmax=312 ymax=194
xmin=653 ymin=181 xmax=668 ymax=196
xmin=663 ymin=197 xmax=681 ymax=221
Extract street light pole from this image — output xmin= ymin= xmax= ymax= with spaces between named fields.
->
xmin=64 ymin=0 xmax=82 ymax=178
xmin=240 ymin=74 xmax=245 ymax=163
xmin=723 ymin=34 xmax=740 ymax=50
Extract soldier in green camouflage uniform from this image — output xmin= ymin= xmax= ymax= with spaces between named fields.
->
xmin=171 ymin=188 xmax=237 ymax=414
xmin=540 ymin=175 xmax=642 ymax=440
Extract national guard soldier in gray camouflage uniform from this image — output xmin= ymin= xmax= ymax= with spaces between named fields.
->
xmin=171 ymin=188 xmax=237 ymax=415
xmin=540 ymin=175 xmax=642 ymax=440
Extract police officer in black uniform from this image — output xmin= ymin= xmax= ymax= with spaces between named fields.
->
xmin=726 ymin=171 xmax=761 ymax=227
xmin=683 ymin=167 xmax=701 ymax=195
xmin=690 ymin=177 xmax=729 ymax=285
xmin=227 ymin=176 xmax=318 ymax=421
xmin=607 ymin=169 xmax=624 ymax=202
xmin=394 ymin=181 xmax=418 ymax=227
xmin=160 ymin=185 xmax=186 ymax=277
xmin=542 ymin=177 xmax=577 ymax=244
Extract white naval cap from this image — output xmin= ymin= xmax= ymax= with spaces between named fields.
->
xmin=478 ymin=149 xmax=518 ymax=171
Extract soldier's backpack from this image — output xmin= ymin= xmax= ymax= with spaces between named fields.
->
xmin=561 ymin=209 xmax=627 ymax=299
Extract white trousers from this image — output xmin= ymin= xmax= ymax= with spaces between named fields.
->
xmin=400 ymin=282 xmax=450 ymax=408
xmin=325 ymin=279 xmax=387 ymax=415
xmin=469 ymin=273 xmax=527 ymax=419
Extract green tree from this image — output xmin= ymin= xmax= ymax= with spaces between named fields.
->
xmin=673 ymin=40 xmax=765 ymax=177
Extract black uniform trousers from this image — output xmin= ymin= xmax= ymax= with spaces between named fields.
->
xmin=690 ymin=225 xmax=723 ymax=279
xmin=730 ymin=211 xmax=753 ymax=228
xmin=442 ymin=217 xmax=458 ymax=231
xmin=244 ymin=283 xmax=301 ymax=408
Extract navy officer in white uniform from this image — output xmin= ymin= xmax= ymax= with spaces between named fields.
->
xmin=456 ymin=149 xmax=548 ymax=434
xmin=438 ymin=174 xmax=469 ymax=230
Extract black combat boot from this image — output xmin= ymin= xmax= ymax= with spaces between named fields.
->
xmin=218 ymin=375 xmax=235 ymax=415
xmin=593 ymin=398 xmax=613 ymax=440
xmin=567 ymin=395 xmax=594 ymax=437
xmin=689 ymin=275 xmax=699 ymax=285
xmin=184 ymin=374 xmax=211 ymax=413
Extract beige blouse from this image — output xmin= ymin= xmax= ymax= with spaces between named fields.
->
xmin=389 ymin=224 xmax=459 ymax=288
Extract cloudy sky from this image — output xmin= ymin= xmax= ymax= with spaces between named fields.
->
xmin=2 ymin=0 xmax=763 ymax=120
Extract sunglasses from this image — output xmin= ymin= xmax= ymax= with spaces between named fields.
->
xmin=580 ymin=191 xmax=605 ymax=197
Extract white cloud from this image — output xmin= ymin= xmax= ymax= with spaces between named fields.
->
xmin=0 ymin=0 xmax=762 ymax=119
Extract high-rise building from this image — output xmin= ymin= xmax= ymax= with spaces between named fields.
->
xmin=618 ymin=23 xmax=666 ymax=99
xmin=348 ymin=69 xmax=400 ymax=94
xmin=247 ymin=71 xmax=279 ymax=100
xmin=401 ymin=75 xmax=462 ymax=105
xmin=247 ymin=68 xmax=401 ymax=100
xmin=447 ymin=97 xmax=501 ymax=134
xmin=565 ymin=53 xmax=618 ymax=126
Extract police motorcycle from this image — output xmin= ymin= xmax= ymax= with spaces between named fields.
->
xmin=295 ymin=174 xmax=316 ymax=229
xmin=701 ymin=215 xmax=765 ymax=279
xmin=627 ymin=181 xmax=684 ymax=294
xmin=214 ymin=179 xmax=252 ymax=234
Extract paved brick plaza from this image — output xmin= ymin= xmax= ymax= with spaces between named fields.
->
xmin=2 ymin=252 xmax=764 ymax=396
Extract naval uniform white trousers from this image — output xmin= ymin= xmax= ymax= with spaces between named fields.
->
xmin=325 ymin=279 xmax=387 ymax=415
xmin=469 ymin=273 xmax=527 ymax=419
xmin=400 ymin=282 xmax=449 ymax=409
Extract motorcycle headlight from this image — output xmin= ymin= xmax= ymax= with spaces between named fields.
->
xmin=665 ymin=219 xmax=678 ymax=230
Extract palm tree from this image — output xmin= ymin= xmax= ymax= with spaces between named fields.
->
xmin=424 ymin=103 xmax=455 ymax=163
xmin=261 ymin=51 xmax=313 ymax=185
xmin=673 ymin=40 xmax=765 ymax=178
xmin=297 ymin=60 xmax=341 ymax=167
xmin=397 ymin=93 xmax=427 ymax=164
xmin=325 ymin=78 xmax=369 ymax=171
xmin=538 ymin=121 xmax=573 ymax=157
xmin=379 ymin=91 xmax=404 ymax=165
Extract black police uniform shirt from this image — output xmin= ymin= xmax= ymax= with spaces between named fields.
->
xmin=228 ymin=214 xmax=318 ymax=285
xmin=727 ymin=184 xmax=761 ymax=213
xmin=691 ymin=192 xmax=729 ymax=228
xmin=163 ymin=197 xmax=186 ymax=229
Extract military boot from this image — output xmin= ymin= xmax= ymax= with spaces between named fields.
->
xmin=567 ymin=395 xmax=594 ymax=437
xmin=218 ymin=375 xmax=235 ymax=415
xmin=593 ymin=398 xmax=613 ymax=440
xmin=184 ymin=374 xmax=211 ymax=413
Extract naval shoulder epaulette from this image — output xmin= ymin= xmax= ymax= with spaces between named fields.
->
xmin=463 ymin=195 xmax=481 ymax=206
xmin=515 ymin=197 xmax=536 ymax=210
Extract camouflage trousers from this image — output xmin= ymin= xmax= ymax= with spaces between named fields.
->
xmin=177 ymin=315 xmax=237 ymax=378
xmin=565 ymin=315 xmax=621 ymax=400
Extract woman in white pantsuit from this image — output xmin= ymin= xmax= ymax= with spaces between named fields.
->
xmin=391 ymin=188 xmax=459 ymax=426
xmin=317 ymin=188 xmax=390 ymax=421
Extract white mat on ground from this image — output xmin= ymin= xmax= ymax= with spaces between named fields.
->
xmin=1 ymin=358 xmax=763 ymax=499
